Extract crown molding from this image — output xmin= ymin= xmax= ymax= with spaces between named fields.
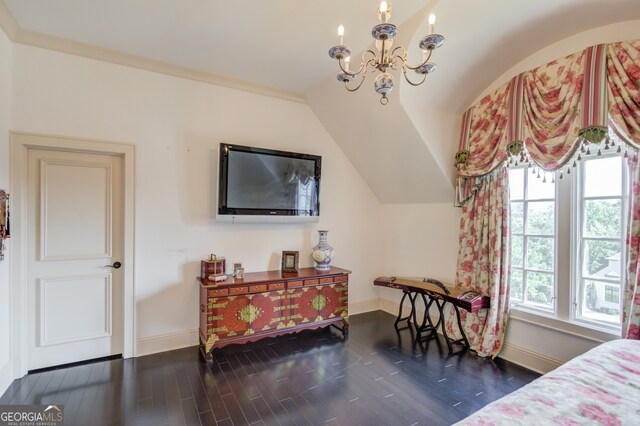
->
xmin=0 ymin=1 xmax=307 ymax=104
xmin=0 ymin=0 xmax=18 ymax=39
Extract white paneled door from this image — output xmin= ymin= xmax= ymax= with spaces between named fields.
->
xmin=27 ymin=148 xmax=124 ymax=370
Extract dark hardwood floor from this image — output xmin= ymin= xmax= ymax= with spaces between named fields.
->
xmin=0 ymin=311 xmax=539 ymax=425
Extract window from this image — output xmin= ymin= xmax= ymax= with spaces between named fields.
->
xmin=604 ymin=285 xmax=620 ymax=304
xmin=576 ymin=154 xmax=626 ymax=326
xmin=508 ymin=168 xmax=556 ymax=312
xmin=508 ymin=132 xmax=627 ymax=331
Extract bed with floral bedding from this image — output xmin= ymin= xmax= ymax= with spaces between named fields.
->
xmin=456 ymin=339 xmax=640 ymax=425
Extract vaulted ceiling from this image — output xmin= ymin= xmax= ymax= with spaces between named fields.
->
xmin=3 ymin=0 xmax=640 ymax=203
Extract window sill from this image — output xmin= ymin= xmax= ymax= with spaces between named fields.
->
xmin=509 ymin=306 xmax=620 ymax=343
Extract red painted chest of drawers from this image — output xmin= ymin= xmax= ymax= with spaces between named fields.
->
xmin=198 ymin=266 xmax=350 ymax=360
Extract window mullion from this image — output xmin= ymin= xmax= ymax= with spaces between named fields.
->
xmin=575 ymin=165 xmax=585 ymax=319
xmin=522 ymin=189 xmax=529 ymax=304
xmin=555 ymin=167 xmax=571 ymax=320
xmin=620 ymin=156 xmax=629 ymax=317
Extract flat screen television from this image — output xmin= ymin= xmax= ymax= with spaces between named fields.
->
xmin=217 ymin=143 xmax=322 ymax=223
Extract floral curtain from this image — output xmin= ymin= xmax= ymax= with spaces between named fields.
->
xmin=454 ymin=47 xmax=604 ymax=202
xmin=522 ymin=51 xmax=585 ymax=170
xmin=455 ymin=44 xmax=612 ymax=180
xmin=624 ymin=157 xmax=640 ymax=339
xmin=455 ymin=83 xmax=510 ymax=205
xmin=453 ymin=39 xmax=640 ymax=349
xmin=446 ymin=167 xmax=510 ymax=357
xmin=456 ymin=84 xmax=511 ymax=177
xmin=610 ymin=40 xmax=640 ymax=339
xmin=608 ymin=40 xmax=640 ymax=147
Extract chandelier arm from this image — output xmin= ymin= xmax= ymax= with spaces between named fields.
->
xmin=364 ymin=49 xmax=378 ymax=59
xmin=344 ymin=74 xmax=366 ymax=92
xmin=365 ymin=57 xmax=378 ymax=72
xmin=390 ymin=55 xmax=405 ymax=71
xmin=344 ymin=73 xmax=368 ymax=92
xmin=402 ymin=69 xmax=428 ymax=86
xmin=344 ymin=58 xmax=377 ymax=92
xmin=390 ymin=46 xmax=406 ymax=58
xmin=402 ymin=49 xmax=434 ymax=71
xmin=338 ymin=50 xmax=379 ymax=77
xmin=338 ymin=58 xmax=363 ymax=77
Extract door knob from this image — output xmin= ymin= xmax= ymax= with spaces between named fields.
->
xmin=105 ymin=261 xmax=122 ymax=269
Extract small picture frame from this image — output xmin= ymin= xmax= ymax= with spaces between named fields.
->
xmin=0 ymin=190 xmax=8 ymax=262
xmin=281 ymin=251 xmax=299 ymax=273
xmin=233 ymin=263 xmax=242 ymax=277
xmin=235 ymin=267 xmax=244 ymax=280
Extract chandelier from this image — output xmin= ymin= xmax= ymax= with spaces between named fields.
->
xmin=328 ymin=1 xmax=444 ymax=105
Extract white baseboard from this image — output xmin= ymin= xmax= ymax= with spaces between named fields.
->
xmin=136 ymin=329 xmax=199 ymax=357
xmin=499 ymin=342 xmax=563 ymax=374
xmin=378 ymin=297 xmax=398 ymax=316
xmin=379 ymin=296 xmax=432 ymax=321
xmin=348 ymin=298 xmax=380 ymax=315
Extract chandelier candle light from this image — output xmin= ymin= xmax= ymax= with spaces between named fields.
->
xmin=328 ymin=1 xmax=444 ymax=105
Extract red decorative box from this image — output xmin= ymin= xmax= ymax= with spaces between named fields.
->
xmin=200 ymin=254 xmax=226 ymax=279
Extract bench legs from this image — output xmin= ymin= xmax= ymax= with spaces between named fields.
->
xmin=415 ymin=294 xmax=439 ymax=342
xmin=394 ymin=290 xmax=417 ymax=332
xmin=435 ymin=300 xmax=469 ymax=355
xmin=395 ymin=291 xmax=470 ymax=356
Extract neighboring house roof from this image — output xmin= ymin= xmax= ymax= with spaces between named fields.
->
xmin=591 ymin=252 xmax=621 ymax=281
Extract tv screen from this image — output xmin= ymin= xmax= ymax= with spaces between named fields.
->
xmin=218 ymin=143 xmax=321 ymax=220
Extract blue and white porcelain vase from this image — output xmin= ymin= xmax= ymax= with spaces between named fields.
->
xmin=311 ymin=230 xmax=334 ymax=270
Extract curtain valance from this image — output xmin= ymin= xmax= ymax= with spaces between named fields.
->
xmin=455 ymin=39 xmax=640 ymax=205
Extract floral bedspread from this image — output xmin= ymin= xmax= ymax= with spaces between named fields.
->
xmin=456 ymin=339 xmax=640 ymax=425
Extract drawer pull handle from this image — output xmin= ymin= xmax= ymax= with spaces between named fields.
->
xmin=200 ymin=304 xmax=205 ymax=313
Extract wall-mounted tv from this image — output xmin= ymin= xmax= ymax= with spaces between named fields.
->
xmin=217 ymin=143 xmax=322 ymax=223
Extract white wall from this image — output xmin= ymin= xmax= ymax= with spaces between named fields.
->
xmin=0 ymin=26 xmax=13 ymax=395
xmin=381 ymin=203 xmax=460 ymax=282
xmin=8 ymin=44 xmax=384 ymax=359
xmin=401 ymin=104 xmax=460 ymax=188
